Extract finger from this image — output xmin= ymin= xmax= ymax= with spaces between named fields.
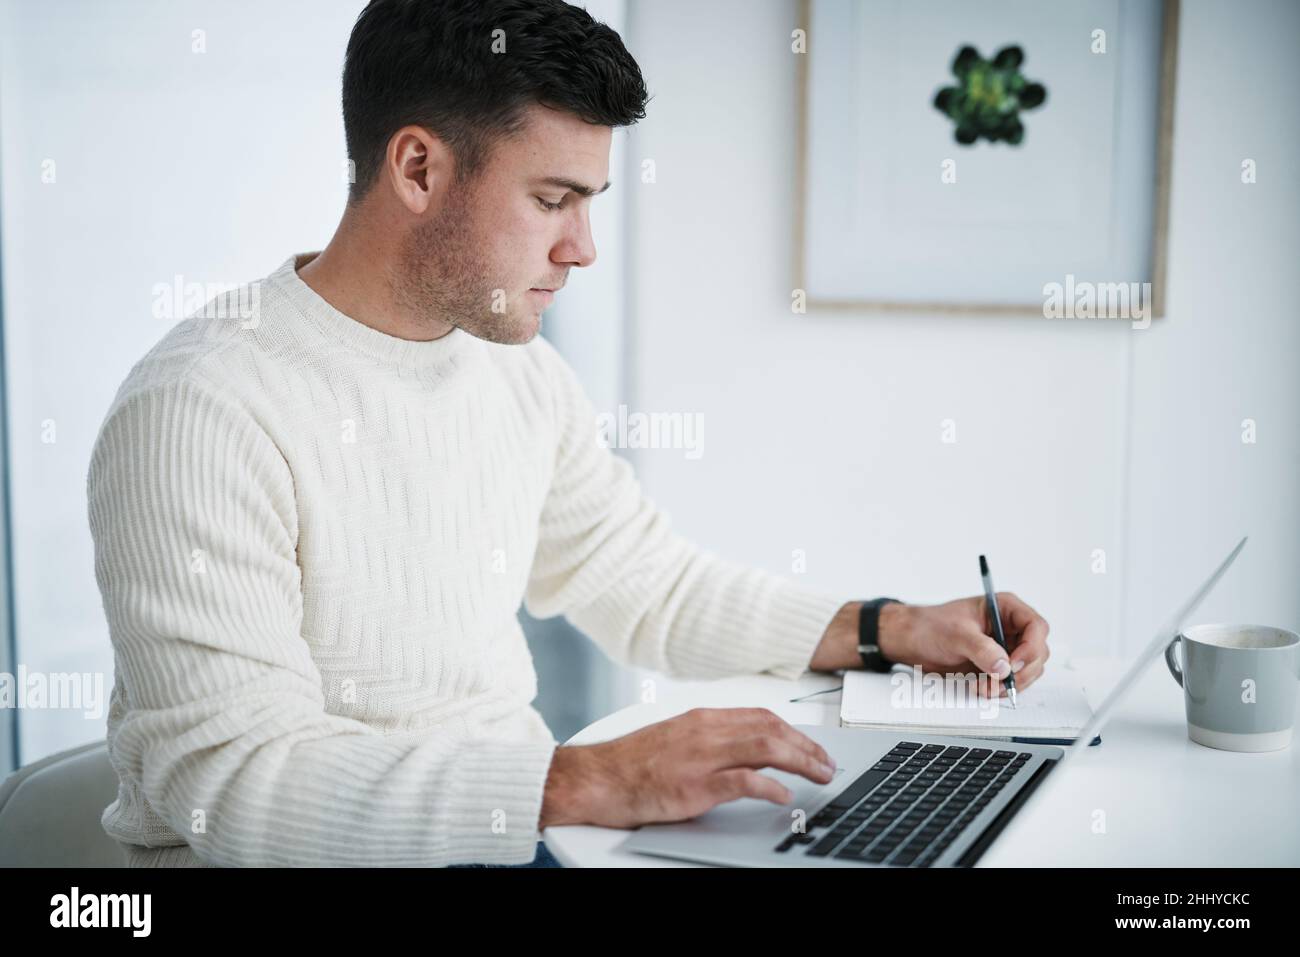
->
xmin=722 ymin=734 xmax=835 ymax=786
xmin=1011 ymin=656 xmax=1047 ymax=694
xmin=1013 ymin=625 xmax=1050 ymax=674
xmin=997 ymin=592 xmax=1050 ymax=669
xmin=1010 ymin=631 xmax=1050 ymax=686
xmin=736 ymin=708 xmax=836 ymax=771
xmin=956 ymin=624 xmax=1014 ymax=684
xmin=988 ymin=655 xmax=1048 ymax=701
xmin=980 ymin=669 xmax=1013 ymax=700
xmin=712 ymin=768 xmax=793 ymax=806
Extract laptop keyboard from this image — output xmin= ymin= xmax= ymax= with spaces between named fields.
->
xmin=773 ymin=741 xmax=1032 ymax=867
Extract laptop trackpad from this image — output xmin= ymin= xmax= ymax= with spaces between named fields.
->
xmin=688 ymin=766 xmax=848 ymax=834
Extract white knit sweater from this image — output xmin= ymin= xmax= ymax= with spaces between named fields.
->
xmin=86 ymin=252 xmax=844 ymax=867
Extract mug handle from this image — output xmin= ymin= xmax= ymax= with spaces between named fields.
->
xmin=1164 ymin=633 xmax=1184 ymax=687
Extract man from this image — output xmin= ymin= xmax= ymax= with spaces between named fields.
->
xmin=87 ymin=0 xmax=1049 ymax=868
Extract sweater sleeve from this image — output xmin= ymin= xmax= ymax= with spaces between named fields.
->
xmin=522 ymin=340 xmax=845 ymax=681
xmin=87 ymin=376 xmax=556 ymax=867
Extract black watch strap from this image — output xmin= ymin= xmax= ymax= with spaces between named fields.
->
xmin=857 ymin=598 xmax=902 ymax=672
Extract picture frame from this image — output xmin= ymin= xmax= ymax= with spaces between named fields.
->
xmin=793 ymin=0 xmax=1180 ymax=317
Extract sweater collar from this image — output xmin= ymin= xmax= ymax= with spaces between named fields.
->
xmin=270 ymin=252 xmax=473 ymax=369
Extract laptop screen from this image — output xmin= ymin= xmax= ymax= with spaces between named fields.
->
xmin=1044 ymin=534 xmax=1247 ymax=781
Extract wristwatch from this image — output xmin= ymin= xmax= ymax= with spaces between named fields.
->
xmin=857 ymin=598 xmax=902 ymax=672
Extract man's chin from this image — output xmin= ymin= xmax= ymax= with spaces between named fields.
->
xmin=459 ymin=311 xmax=541 ymax=345
xmin=514 ymin=311 xmax=543 ymax=344
xmin=500 ymin=316 xmax=541 ymax=345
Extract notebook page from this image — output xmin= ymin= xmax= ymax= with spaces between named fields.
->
xmin=841 ymin=666 xmax=1092 ymax=732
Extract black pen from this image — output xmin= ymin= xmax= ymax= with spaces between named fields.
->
xmin=978 ymin=555 xmax=1017 ymax=708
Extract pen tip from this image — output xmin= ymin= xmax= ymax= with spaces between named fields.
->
xmin=979 ymin=555 xmax=988 ymax=575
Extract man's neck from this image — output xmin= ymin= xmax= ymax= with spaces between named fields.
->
xmin=297 ymin=224 xmax=455 ymax=343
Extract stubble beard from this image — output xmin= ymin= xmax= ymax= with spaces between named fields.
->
xmin=394 ymin=184 xmax=539 ymax=346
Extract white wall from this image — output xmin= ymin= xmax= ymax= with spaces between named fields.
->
xmin=619 ymin=0 xmax=1298 ymax=672
xmin=1125 ymin=0 xmax=1300 ymax=644
xmin=0 ymin=0 xmax=375 ymax=762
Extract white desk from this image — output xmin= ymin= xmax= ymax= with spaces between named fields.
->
xmin=542 ymin=656 xmax=1300 ymax=867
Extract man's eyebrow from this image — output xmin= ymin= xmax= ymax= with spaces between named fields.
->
xmin=535 ymin=176 xmax=611 ymax=197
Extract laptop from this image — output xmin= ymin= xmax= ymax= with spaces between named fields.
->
xmin=618 ymin=536 xmax=1248 ymax=868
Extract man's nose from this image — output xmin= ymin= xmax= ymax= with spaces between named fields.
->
xmin=557 ymin=209 xmax=597 ymax=269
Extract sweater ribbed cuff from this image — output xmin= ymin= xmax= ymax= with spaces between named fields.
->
xmin=432 ymin=736 xmax=561 ymax=866
xmin=754 ymin=586 xmax=850 ymax=681
xmin=654 ymin=577 xmax=847 ymax=682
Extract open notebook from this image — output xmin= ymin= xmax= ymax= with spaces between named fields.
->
xmin=839 ymin=666 xmax=1100 ymax=745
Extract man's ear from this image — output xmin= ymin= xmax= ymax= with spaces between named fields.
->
xmin=385 ymin=125 xmax=453 ymax=214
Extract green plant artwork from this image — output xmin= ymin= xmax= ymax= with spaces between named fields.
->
xmin=933 ymin=45 xmax=1047 ymax=146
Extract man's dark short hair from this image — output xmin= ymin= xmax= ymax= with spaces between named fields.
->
xmin=342 ymin=0 xmax=649 ymax=203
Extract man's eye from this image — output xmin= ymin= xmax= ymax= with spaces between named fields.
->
xmin=536 ymin=196 xmax=564 ymax=211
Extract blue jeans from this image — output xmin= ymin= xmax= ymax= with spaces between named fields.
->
xmin=446 ymin=841 xmax=563 ymax=868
